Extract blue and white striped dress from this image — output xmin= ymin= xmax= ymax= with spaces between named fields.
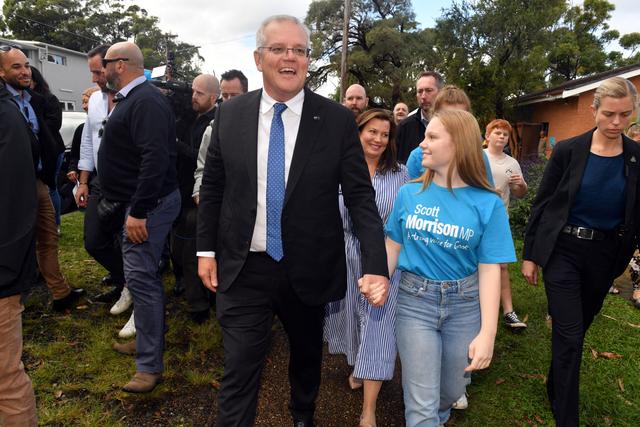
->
xmin=324 ymin=164 xmax=409 ymax=380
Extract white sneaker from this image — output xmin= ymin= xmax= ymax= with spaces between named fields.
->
xmin=110 ymin=287 xmax=133 ymax=315
xmin=118 ymin=311 xmax=136 ymax=338
xmin=452 ymin=393 xmax=468 ymax=410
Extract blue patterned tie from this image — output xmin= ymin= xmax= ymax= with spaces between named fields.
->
xmin=266 ymin=102 xmax=287 ymax=261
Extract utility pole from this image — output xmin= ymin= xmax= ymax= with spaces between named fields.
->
xmin=340 ymin=0 xmax=351 ymax=102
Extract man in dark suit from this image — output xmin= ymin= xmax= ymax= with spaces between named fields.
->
xmin=0 ymin=46 xmax=83 ymax=312
xmin=0 ymin=79 xmax=37 ymax=426
xmin=197 ymin=15 xmax=389 ymax=427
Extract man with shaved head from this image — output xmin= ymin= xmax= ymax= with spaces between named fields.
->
xmin=99 ymin=42 xmax=180 ymax=393
xmin=343 ymin=83 xmax=368 ymax=116
xmin=170 ymin=73 xmax=219 ymax=322
xmin=0 ymin=46 xmax=83 ymax=313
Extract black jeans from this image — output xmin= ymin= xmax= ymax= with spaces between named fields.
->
xmin=543 ymin=232 xmax=619 ymax=427
xmin=84 ymin=176 xmax=125 ymax=285
xmin=215 ymin=252 xmax=324 ymax=427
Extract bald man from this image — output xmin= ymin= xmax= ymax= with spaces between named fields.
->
xmin=343 ymin=83 xmax=369 ymax=116
xmin=393 ymin=102 xmax=409 ymax=125
xmin=170 ymin=74 xmax=219 ymax=322
xmin=99 ymin=42 xmax=180 ymax=393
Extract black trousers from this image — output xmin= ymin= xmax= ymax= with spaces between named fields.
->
xmin=170 ymin=202 xmax=209 ymax=312
xmin=84 ymin=177 xmax=125 ymax=286
xmin=543 ymin=232 xmax=619 ymax=427
xmin=215 ymin=252 xmax=325 ymax=427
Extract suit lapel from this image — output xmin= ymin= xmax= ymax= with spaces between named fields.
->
xmin=622 ymin=136 xmax=638 ymax=229
xmin=241 ymin=90 xmax=262 ymax=200
xmin=567 ymin=130 xmax=593 ymax=207
xmin=284 ymin=88 xmax=325 ymax=206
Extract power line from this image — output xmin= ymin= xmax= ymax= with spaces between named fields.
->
xmin=12 ymin=13 xmax=102 ymax=44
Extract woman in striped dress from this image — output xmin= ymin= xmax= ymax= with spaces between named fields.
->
xmin=324 ymin=108 xmax=408 ymax=427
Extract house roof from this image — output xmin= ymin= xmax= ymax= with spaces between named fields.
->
xmin=516 ymin=63 xmax=640 ymax=106
xmin=0 ymin=37 xmax=87 ymax=56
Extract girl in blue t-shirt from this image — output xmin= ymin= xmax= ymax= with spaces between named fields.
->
xmin=385 ymin=110 xmax=516 ymax=426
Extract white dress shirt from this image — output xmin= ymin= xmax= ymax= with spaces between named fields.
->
xmin=77 ymin=90 xmax=109 ymax=173
xmin=197 ymin=88 xmax=305 ymax=258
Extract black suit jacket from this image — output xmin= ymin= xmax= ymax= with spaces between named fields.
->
xmin=523 ymin=128 xmax=640 ymax=278
xmin=197 ymin=88 xmax=388 ymax=305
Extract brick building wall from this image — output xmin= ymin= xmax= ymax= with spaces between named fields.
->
xmin=529 ymin=75 xmax=640 ymax=144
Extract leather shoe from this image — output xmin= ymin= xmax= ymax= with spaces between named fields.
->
xmin=122 ymin=372 xmax=162 ymax=393
xmin=293 ymin=419 xmax=314 ymax=427
xmin=52 ymin=288 xmax=85 ymax=312
xmin=93 ymin=285 xmax=124 ymax=303
xmin=112 ymin=340 xmax=136 ymax=355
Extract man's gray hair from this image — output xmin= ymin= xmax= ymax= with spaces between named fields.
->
xmin=256 ymin=15 xmax=311 ymax=49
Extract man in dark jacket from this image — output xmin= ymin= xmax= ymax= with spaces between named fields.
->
xmin=395 ymin=71 xmax=443 ymax=163
xmin=171 ymin=73 xmax=219 ymax=322
xmin=0 ymin=80 xmax=37 ymax=426
xmin=0 ymin=46 xmax=83 ymax=312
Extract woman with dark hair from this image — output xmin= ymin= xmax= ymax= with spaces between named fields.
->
xmin=30 ymin=66 xmax=66 ymax=228
xmin=522 ymin=77 xmax=640 ymax=426
xmin=324 ymin=108 xmax=408 ymax=427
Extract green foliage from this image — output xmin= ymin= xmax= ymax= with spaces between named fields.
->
xmin=434 ymin=0 xmax=565 ymax=123
xmin=509 ymin=159 xmax=547 ymax=240
xmin=2 ymin=0 xmax=201 ymax=79
xmin=304 ymin=0 xmax=438 ymax=109
xmin=546 ymin=0 xmax=619 ymax=84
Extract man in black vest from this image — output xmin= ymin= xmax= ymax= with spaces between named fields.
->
xmin=99 ymin=42 xmax=180 ymax=393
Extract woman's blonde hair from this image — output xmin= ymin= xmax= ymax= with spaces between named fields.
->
xmin=421 ymin=109 xmax=495 ymax=193
xmin=592 ymin=77 xmax=638 ymax=110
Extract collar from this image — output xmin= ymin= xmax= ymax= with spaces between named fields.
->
xmin=420 ymin=109 xmax=429 ymax=124
xmin=116 ymin=75 xmax=147 ymax=99
xmin=5 ymin=83 xmax=30 ymax=103
xmin=260 ymin=88 xmax=305 ymax=116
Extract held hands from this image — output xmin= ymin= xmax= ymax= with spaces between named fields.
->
xmin=521 ymin=260 xmax=539 ymax=285
xmin=125 ymin=215 xmax=148 ymax=244
xmin=67 ymin=171 xmax=78 ymax=183
xmin=198 ymin=257 xmax=218 ymax=293
xmin=357 ymin=274 xmax=389 ymax=307
xmin=465 ymin=331 xmax=495 ymax=372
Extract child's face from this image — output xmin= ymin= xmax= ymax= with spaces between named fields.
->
xmin=487 ymin=127 xmax=510 ymax=149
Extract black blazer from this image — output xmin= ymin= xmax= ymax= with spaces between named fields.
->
xmin=197 ymin=88 xmax=388 ymax=305
xmin=523 ymin=129 xmax=640 ymax=278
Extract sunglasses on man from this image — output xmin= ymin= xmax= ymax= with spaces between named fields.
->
xmin=102 ymin=57 xmax=129 ymax=68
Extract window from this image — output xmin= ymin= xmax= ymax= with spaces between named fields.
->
xmin=47 ymin=53 xmax=67 ymax=66
xmin=59 ymin=101 xmax=75 ymax=111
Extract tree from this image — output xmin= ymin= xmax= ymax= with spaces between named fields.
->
xmin=305 ymin=0 xmax=438 ymax=108
xmin=435 ymin=0 xmax=565 ymax=123
xmin=2 ymin=0 xmax=202 ymax=80
xmin=546 ymin=0 xmax=620 ymax=84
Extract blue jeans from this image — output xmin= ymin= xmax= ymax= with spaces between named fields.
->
xmin=395 ymin=271 xmax=480 ymax=427
xmin=121 ymin=189 xmax=180 ymax=373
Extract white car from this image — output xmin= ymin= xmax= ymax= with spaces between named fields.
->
xmin=60 ymin=111 xmax=87 ymax=150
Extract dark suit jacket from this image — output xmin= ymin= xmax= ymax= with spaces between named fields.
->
xmin=523 ymin=128 xmax=640 ymax=278
xmin=197 ymin=88 xmax=388 ymax=305
xmin=28 ymin=90 xmax=64 ymax=187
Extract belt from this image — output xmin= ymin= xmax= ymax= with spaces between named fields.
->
xmin=561 ymin=225 xmax=608 ymax=241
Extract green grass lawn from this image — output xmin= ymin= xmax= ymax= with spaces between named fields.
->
xmin=22 ymin=212 xmax=640 ymax=426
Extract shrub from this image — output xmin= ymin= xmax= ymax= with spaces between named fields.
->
xmin=509 ymin=158 xmax=547 ymax=239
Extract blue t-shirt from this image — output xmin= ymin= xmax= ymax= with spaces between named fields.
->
xmin=385 ymin=182 xmax=516 ymax=280
xmin=568 ymin=152 xmax=626 ymax=231
xmin=406 ymin=146 xmax=495 ymax=186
